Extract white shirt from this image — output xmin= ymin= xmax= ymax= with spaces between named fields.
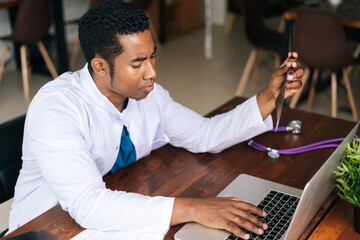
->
xmin=9 ymin=65 xmax=272 ymax=239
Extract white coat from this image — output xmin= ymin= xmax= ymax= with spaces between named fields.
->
xmin=9 ymin=65 xmax=272 ymax=239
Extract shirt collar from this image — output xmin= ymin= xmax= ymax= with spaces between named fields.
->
xmin=78 ymin=64 xmax=121 ymax=115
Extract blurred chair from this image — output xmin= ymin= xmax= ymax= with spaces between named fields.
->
xmin=224 ymin=0 xmax=242 ymax=36
xmin=344 ymin=27 xmax=360 ymax=77
xmin=289 ymin=10 xmax=358 ymax=120
xmin=69 ymin=0 xmax=160 ymax=70
xmin=0 ymin=0 xmax=58 ymax=102
xmin=224 ymin=0 xmax=287 ymax=36
xmin=234 ymin=0 xmax=283 ymax=97
xmin=0 ymin=115 xmax=25 ymax=237
xmin=351 ymin=45 xmax=360 ymax=76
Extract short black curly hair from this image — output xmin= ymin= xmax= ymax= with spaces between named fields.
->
xmin=78 ymin=0 xmax=149 ymax=78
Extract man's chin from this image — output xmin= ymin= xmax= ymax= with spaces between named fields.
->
xmin=132 ymin=92 xmax=150 ymax=101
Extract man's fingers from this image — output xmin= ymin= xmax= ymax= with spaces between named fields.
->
xmin=226 ymin=201 xmax=268 ymax=238
xmin=233 ymin=210 xmax=267 ymax=233
xmin=288 ymin=51 xmax=298 ymax=59
xmin=228 ymin=197 xmax=243 ymax=202
xmin=286 ymin=68 xmax=303 ymax=92
xmin=191 ymin=197 xmax=268 ymax=239
xmin=280 ymin=52 xmax=297 ymax=68
xmin=225 ymin=221 xmax=251 ymax=240
xmin=285 ymin=80 xmax=303 ymax=98
xmin=287 ymin=79 xmax=302 ymax=89
xmin=234 ymin=200 xmax=267 ymax=217
xmin=287 ymin=60 xmax=300 ymax=70
xmin=223 ymin=211 xmax=267 ymax=239
xmin=281 ymin=52 xmax=299 ymax=69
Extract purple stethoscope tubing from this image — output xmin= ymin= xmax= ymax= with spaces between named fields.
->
xmin=246 ymin=120 xmax=355 ymax=158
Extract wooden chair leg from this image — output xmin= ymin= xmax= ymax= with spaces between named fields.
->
xmin=69 ymin=37 xmax=80 ymax=70
xmin=235 ymin=49 xmax=257 ymax=97
xmin=307 ymin=68 xmax=319 ymax=108
xmin=289 ymin=67 xmax=310 ymax=109
xmin=0 ymin=44 xmax=9 ymax=87
xmin=251 ymin=50 xmax=263 ymax=87
xmin=355 ymin=65 xmax=360 ymax=77
xmin=224 ymin=13 xmax=235 ymax=36
xmin=347 ymin=43 xmax=360 ymax=75
xmin=331 ymin=72 xmax=337 ymax=118
xmin=278 ymin=17 xmax=285 ymax=33
xmin=354 ymin=43 xmax=360 ymax=57
xmin=37 ymin=41 xmax=58 ymax=79
xmin=354 ymin=45 xmax=360 ymax=76
xmin=342 ymin=67 xmax=358 ymax=120
xmin=20 ymin=44 xmax=30 ymax=102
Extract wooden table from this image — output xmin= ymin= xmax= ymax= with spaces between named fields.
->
xmin=2 ymin=97 xmax=360 ymax=240
xmin=283 ymin=0 xmax=360 ymax=29
xmin=0 ymin=0 xmax=19 ymax=9
xmin=281 ymin=0 xmax=360 ymax=61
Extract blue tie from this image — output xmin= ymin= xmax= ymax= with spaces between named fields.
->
xmin=107 ymin=98 xmax=136 ymax=175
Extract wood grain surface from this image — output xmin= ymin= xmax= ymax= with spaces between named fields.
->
xmin=3 ymin=97 xmax=359 ymax=240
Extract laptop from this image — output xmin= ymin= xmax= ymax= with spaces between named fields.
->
xmin=175 ymin=122 xmax=359 ymax=240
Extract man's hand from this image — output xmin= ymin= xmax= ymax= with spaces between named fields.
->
xmin=257 ymin=52 xmax=304 ymax=120
xmin=171 ymin=197 xmax=268 ymax=239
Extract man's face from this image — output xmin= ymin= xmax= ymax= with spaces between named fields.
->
xmin=97 ymin=30 xmax=157 ymax=103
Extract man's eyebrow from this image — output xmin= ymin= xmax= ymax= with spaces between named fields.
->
xmin=131 ymin=46 xmax=157 ymax=63
xmin=131 ymin=57 xmax=146 ymax=63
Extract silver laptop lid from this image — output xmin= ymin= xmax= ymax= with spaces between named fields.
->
xmin=175 ymin=122 xmax=359 ymax=240
xmin=284 ymin=121 xmax=359 ymax=240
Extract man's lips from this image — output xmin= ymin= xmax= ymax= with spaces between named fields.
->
xmin=142 ymin=84 xmax=154 ymax=93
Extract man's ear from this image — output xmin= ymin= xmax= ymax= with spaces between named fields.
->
xmin=91 ymin=57 xmax=108 ymax=77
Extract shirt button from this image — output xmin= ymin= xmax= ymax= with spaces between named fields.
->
xmin=115 ymin=146 xmax=119 ymax=150
xmin=116 ymin=114 xmax=121 ymax=120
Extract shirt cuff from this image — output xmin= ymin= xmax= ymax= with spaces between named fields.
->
xmin=251 ymin=95 xmax=273 ymax=131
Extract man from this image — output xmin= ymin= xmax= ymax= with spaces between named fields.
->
xmin=9 ymin=1 xmax=303 ymax=239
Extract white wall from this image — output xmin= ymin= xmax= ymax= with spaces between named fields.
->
xmin=0 ymin=9 xmax=11 ymax=37
xmin=211 ymin=0 xmax=227 ymax=26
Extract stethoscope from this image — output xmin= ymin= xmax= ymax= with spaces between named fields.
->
xmin=246 ymin=120 xmax=347 ymax=159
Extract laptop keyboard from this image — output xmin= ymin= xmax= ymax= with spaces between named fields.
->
xmin=226 ymin=190 xmax=300 ymax=240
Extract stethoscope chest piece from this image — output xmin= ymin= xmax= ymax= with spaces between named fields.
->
xmin=287 ymin=120 xmax=302 ymax=134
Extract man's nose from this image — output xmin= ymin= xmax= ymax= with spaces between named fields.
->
xmin=144 ymin=60 xmax=157 ymax=80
